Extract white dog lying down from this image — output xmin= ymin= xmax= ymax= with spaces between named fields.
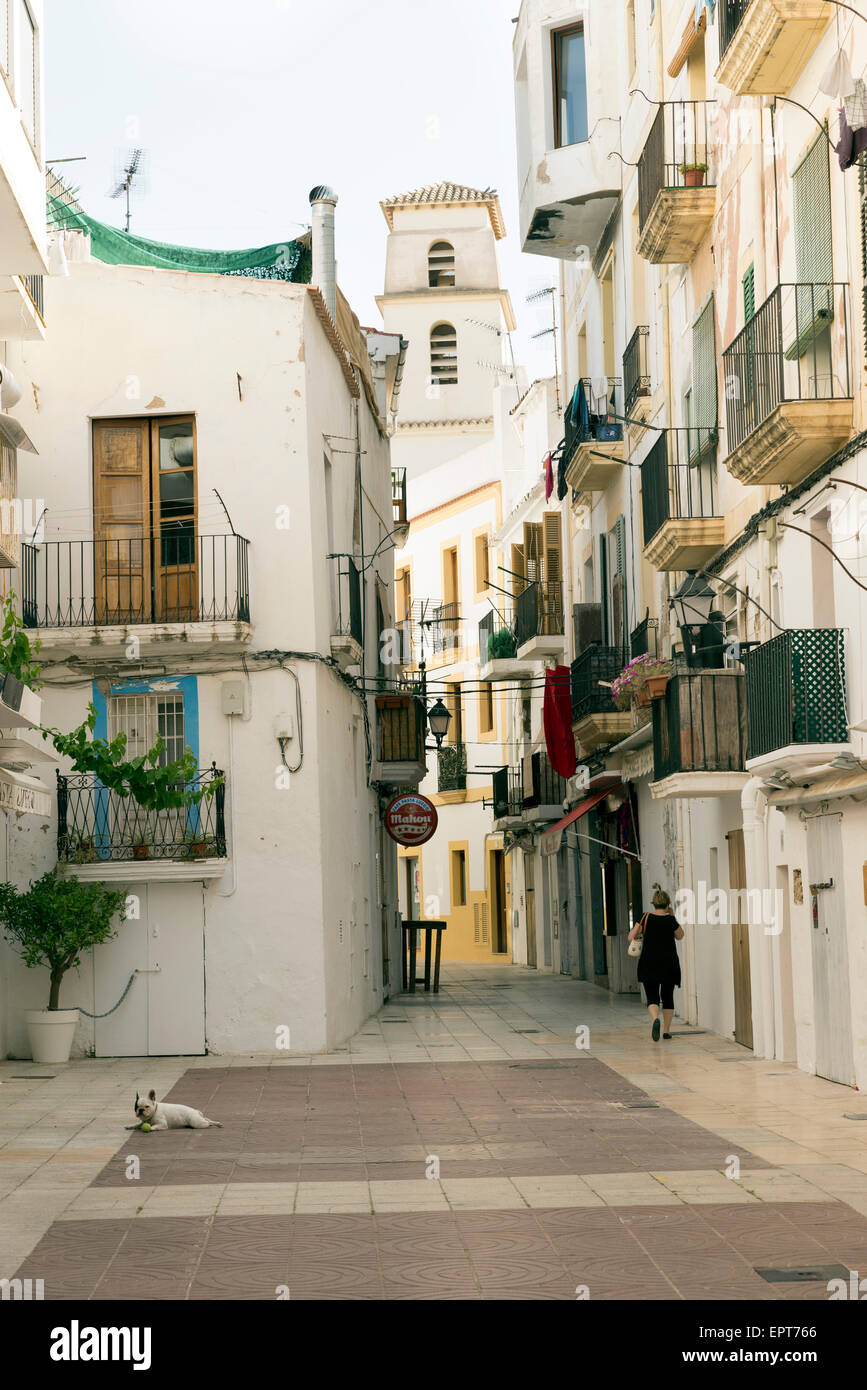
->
xmin=126 ymin=1089 xmax=222 ymax=1130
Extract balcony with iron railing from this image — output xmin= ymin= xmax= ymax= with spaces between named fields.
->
xmin=478 ymin=605 xmax=523 ymax=680
xmin=722 ymin=281 xmax=852 ymax=488
xmin=651 ymin=666 xmax=748 ymax=798
xmin=392 ymin=468 xmax=409 ymax=541
xmin=492 ymin=765 xmax=524 ymax=823
xmin=0 ymin=274 xmax=45 ymax=341
xmin=637 ymin=100 xmax=717 ymax=264
xmin=744 ymin=628 xmax=849 ymax=775
xmin=563 ymin=378 xmax=624 ymax=493
xmin=21 ymin=533 xmax=251 ymax=659
xmin=641 ymin=427 xmax=723 ymax=571
xmin=330 ymin=554 xmax=363 ymax=671
xmin=630 ymin=615 xmax=659 ymax=660
xmin=56 ymin=765 xmax=227 ymax=874
xmin=431 ymin=601 xmax=461 ymax=660
xmin=716 ymin=0 xmax=833 ymax=96
xmin=623 ymin=326 xmax=651 ymax=419
xmin=515 ymin=580 xmax=564 ymax=659
xmin=571 ymin=643 xmax=631 ymax=752
xmin=438 ymin=741 xmax=467 ymax=794
xmin=375 ymin=693 xmax=428 ymax=786
xmin=523 ymin=750 xmax=569 ymax=821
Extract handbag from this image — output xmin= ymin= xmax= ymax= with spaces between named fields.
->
xmin=628 ymin=912 xmax=648 ymax=958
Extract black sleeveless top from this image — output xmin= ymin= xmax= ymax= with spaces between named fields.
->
xmin=636 ymin=912 xmax=682 ymax=985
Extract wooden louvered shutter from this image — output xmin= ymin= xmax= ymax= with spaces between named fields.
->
xmin=742 ymin=264 xmax=755 ymax=323
xmin=542 ymin=512 xmax=562 ymax=585
xmin=692 ymin=294 xmax=717 ymax=428
xmin=794 ymin=130 xmax=833 ymax=287
xmin=611 ymin=515 xmax=627 ymax=651
xmin=523 ymin=522 xmax=543 ymax=582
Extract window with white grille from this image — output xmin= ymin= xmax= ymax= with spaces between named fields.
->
xmin=108 ymin=692 xmax=185 ymax=767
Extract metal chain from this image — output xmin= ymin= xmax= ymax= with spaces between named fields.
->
xmin=73 ymin=971 xmax=138 ymax=1019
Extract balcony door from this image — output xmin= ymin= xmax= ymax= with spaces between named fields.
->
xmin=805 ymin=812 xmax=855 ymax=1085
xmin=93 ymin=416 xmax=198 ymax=624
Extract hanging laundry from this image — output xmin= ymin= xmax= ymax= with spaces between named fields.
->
xmin=557 ymin=449 xmax=568 ymax=501
xmin=543 ymin=666 xmax=577 ymax=780
xmin=695 ymin=0 xmax=715 ymax=27
xmin=48 ymin=235 xmax=69 ymax=276
xmin=836 ymin=106 xmax=867 ymax=170
xmin=544 ymin=452 xmax=554 ymax=501
xmin=820 ymin=49 xmax=856 ymax=100
xmin=844 ymin=78 xmax=867 ymax=132
xmin=590 ymin=375 xmax=609 ymax=416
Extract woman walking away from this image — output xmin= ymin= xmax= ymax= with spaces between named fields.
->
xmin=628 ymin=884 xmax=684 ymax=1042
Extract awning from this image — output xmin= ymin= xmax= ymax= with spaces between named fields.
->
xmin=0 ymin=768 xmax=51 ymax=817
xmin=541 ymin=783 xmax=619 ymax=854
xmin=0 ymin=413 xmax=37 ymax=453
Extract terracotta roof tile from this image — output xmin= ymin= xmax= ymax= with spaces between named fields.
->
xmin=381 ymin=182 xmax=506 ymax=239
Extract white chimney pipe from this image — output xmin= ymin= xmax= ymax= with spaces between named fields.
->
xmin=309 ymin=185 xmax=338 ymax=323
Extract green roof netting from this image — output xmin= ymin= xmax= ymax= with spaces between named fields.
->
xmin=46 ymin=193 xmax=312 ymax=283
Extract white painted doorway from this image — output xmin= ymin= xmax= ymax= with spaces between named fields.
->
xmin=93 ymin=881 xmax=206 ymax=1056
xmin=805 ymin=813 xmax=855 ymax=1086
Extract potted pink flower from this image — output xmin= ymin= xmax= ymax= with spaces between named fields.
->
xmin=610 ymin=654 xmax=671 ymax=711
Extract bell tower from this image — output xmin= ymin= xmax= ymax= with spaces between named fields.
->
xmin=377 ymin=183 xmax=515 ymax=475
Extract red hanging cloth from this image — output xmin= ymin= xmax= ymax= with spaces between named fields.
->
xmin=544 ymin=452 xmax=553 ymax=501
xmin=543 ymin=665 xmax=577 ymax=779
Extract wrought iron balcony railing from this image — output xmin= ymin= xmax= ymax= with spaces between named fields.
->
xmin=515 ymin=580 xmax=564 ymax=648
xmin=719 ymin=0 xmax=751 ymax=59
xmin=492 ymin=765 xmax=523 ymax=820
xmin=652 ymin=669 xmax=747 ymax=782
xmin=523 ymin=751 xmax=569 ymax=810
xmin=722 ymin=282 xmax=852 ymax=455
xmin=432 ymin=601 xmax=461 ymax=656
xmin=332 ymin=554 xmax=363 ymax=647
xmin=641 ymin=427 xmax=719 ymax=548
xmin=623 ymin=326 xmax=651 ymax=417
xmin=630 ymin=615 xmax=659 ymax=660
xmin=479 ymin=607 xmax=516 ymax=663
xmin=438 ymin=741 xmax=467 ymax=794
xmin=638 ymin=100 xmax=717 ymax=233
xmin=21 ymin=534 xmax=250 ymax=628
xmin=563 ymin=378 xmax=623 ymax=468
xmin=745 ymin=629 xmax=848 ymax=761
xmin=57 ymin=765 xmax=226 ymax=865
xmin=571 ymin=644 xmax=627 ymax=723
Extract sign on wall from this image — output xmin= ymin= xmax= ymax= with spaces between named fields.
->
xmin=384 ymin=793 xmax=438 ymax=847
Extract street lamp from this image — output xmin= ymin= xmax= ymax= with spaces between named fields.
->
xmin=670 ymin=572 xmax=719 ymax=670
xmin=427 ymin=698 xmax=451 ymax=748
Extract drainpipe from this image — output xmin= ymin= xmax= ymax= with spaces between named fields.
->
xmin=309 ymin=185 xmax=338 ymax=323
xmin=741 ymin=776 xmax=775 ymax=1058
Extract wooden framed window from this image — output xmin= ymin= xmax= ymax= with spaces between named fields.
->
xmin=474 ymin=532 xmax=490 ymax=596
xmin=430 ymin=322 xmax=458 ymax=386
xmin=428 ymin=241 xmax=455 ymax=288
xmin=92 ymin=415 xmax=198 ymax=624
xmin=446 ymin=681 xmax=463 ymax=746
xmin=479 ymin=681 xmax=494 ymax=736
xmin=552 ymin=22 xmax=588 ymax=148
xmin=451 ymin=848 xmax=467 ymax=908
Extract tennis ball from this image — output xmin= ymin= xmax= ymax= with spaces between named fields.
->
xmin=140 ymin=1122 xmax=152 ymax=1132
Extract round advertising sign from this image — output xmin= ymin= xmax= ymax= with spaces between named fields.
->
xmin=384 ymin=793 xmax=438 ymax=847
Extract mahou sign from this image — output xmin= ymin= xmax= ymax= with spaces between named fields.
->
xmin=384 ymin=793 xmax=438 ymax=847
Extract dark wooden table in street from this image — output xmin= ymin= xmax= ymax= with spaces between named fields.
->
xmin=402 ymin=919 xmax=447 ymax=993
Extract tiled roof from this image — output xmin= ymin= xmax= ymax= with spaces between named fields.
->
xmin=381 ymin=183 xmax=506 ymax=239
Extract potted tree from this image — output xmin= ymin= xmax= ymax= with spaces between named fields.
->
xmin=131 ymin=832 xmax=150 ymax=861
xmin=679 ymin=161 xmax=708 ymax=188
xmin=0 ymin=869 xmax=128 ymax=1063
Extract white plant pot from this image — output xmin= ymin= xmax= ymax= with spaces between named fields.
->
xmin=25 ymin=1009 xmax=79 ymax=1064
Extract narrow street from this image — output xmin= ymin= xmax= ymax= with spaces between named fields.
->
xmin=4 ymin=963 xmax=867 ymax=1301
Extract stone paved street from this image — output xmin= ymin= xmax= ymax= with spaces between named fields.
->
xmin=4 ymin=963 xmax=867 ymax=1300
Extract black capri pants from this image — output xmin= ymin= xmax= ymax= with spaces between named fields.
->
xmin=642 ymin=979 xmax=675 ymax=1010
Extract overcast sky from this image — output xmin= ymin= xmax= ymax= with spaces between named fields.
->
xmin=45 ymin=0 xmax=554 ymax=377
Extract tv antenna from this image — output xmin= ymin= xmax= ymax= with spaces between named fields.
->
xmin=527 ymin=286 xmax=561 ymax=410
xmin=109 ymin=148 xmax=147 ymax=231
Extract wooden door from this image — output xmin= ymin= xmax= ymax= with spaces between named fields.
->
xmin=93 ymin=419 xmax=149 ymax=624
xmin=151 ymin=418 xmax=197 ymax=622
xmin=492 ymin=849 xmax=507 ymax=953
xmin=524 ymin=850 xmax=537 ymax=967
xmin=727 ymin=829 xmax=753 ymax=1048
xmin=806 ymin=813 xmax=855 ymax=1085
